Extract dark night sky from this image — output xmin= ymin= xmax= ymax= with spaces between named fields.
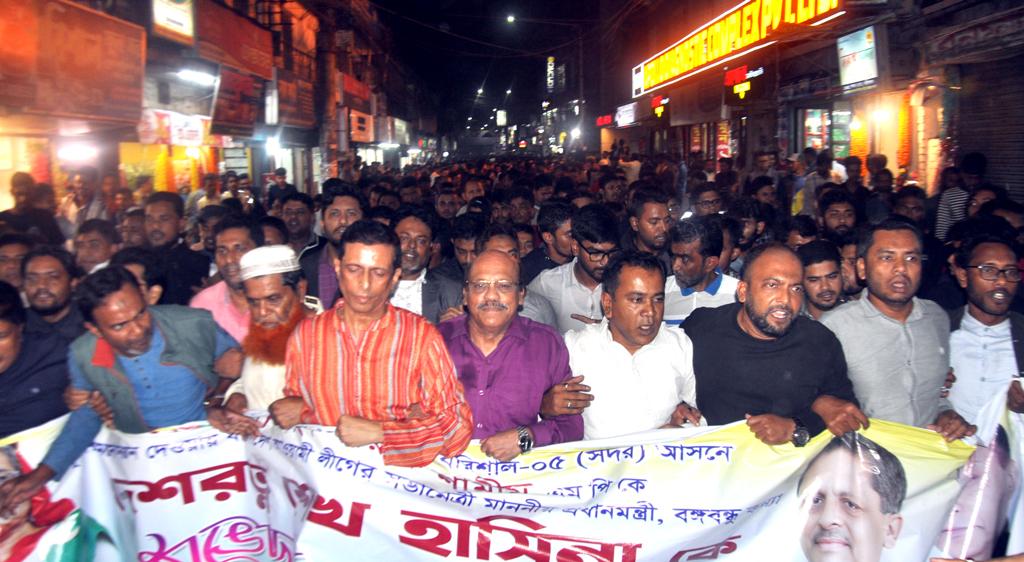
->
xmin=373 ymin=0 xmax=596 ymax=134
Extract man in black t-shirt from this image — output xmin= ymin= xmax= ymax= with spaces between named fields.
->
xmin=682 ymin=242 xmax=866 ymax=446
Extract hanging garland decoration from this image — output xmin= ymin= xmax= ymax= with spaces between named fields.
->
xmin=897 ymin=92 xmax=912 ymax=168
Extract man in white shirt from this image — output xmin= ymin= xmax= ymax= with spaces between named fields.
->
xmin=664 ymin=216 xmax=738 ymax=325
xmin=224 ymin=245 xmax=321 ymax=412
xmin=942 ymin=235 xmax=1023 ymax=561
xmin=391 ymin=208 xmax=462 ymax=323
xmin=565 ymin=252 xmax=700 ymax=440
xmin=949 ymin=236 xmax=1024 ymax=421
xmin=528 ymin=204 xmax=620 ymax=334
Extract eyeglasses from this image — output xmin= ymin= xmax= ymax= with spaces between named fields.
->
xmin=580 ymin=245 xmax=621 ymax=262
xmin=695 ymin=198 xmax=722 ymax=208
xmin=466 ymin=280 xmax=519 ymax=294
xmin=964 ymin=265 xmax=1022 ymax=282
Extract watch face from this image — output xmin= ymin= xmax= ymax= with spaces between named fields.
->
xmin=793 ymin=428 xmax=810 ymax=446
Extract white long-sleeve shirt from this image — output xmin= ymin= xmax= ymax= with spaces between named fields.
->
xmin=565 ymin=320 xmax=698 ymax=440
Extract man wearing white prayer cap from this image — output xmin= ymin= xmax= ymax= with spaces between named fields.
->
xmin=224 ymin=245 xmax=322 ymax=412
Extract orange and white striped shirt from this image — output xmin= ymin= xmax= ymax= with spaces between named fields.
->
xmin=284 ymin=302 xmax=473 ymax=467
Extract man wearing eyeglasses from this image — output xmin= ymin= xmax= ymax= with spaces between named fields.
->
xmin=527 ymin=204 xmax=620 ymax=334
xmin=691 ymin=185 xmax=723 ymax=217
xmin=822 ymin=219 xmax=976 ymax=441
xmin=438 ymin=250 xmax=582 ymax=461
xmin=949 ymin=235 xmax=1024 ymax=421
xmin=940 ymin=235 xmax=1024 ymax=561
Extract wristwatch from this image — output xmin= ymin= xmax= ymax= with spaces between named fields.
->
xmin=516 ymin=426 xmax=534 ymax=454
xmin=791 ymin=418 xmax=810 ymax=447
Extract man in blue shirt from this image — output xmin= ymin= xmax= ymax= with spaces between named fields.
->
xmin=0 ymin=266 xmax=258 ymax=516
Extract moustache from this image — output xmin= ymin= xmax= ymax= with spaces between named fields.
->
xmin=31 ymin=290 xmax=55 ymax=300
xmin=815 ymin=291 xmax=837 ymax=301
xmin=811 ymin=528 xmax=850 ymax=547
xmin=476 ymin=301 xmax=509 ymax=311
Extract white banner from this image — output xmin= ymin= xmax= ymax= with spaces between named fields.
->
xmin=0 ymin=418 xmax=982 ymax=561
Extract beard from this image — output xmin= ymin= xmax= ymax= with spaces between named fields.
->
xmin=29 ymin=294 xmax=70 ymax=317
xmin=241 ymin=304 xmax=305 ymax=365
xmin=744 ymin=299 xmax=795 ymax=338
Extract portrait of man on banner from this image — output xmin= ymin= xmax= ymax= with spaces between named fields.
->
xmin=798 ymin=433 xmax=907 ymax=562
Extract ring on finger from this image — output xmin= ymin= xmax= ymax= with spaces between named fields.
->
xmin=567 ymin=400 xmax=573 ymax=409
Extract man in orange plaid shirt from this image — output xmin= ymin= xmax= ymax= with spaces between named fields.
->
xmin=270 ymin=220 xmax=473 ymax=467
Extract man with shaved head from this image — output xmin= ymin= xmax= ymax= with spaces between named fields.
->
xmin=438 ymin=250 xmax=582 ymax=461
xmin=682 ymin=242 xmax=866 ymax=446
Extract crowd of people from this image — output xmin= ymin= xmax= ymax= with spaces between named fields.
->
xmin=0 ymin=147 xmax=1019 ymax=560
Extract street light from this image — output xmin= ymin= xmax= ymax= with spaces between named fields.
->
xmin=506 ymin=15 xmax=515 ymax=23
xmin=506 ymin=89 xmax=512 ymax=95
xmin=477 ymin=88 xmax=484 ymax=95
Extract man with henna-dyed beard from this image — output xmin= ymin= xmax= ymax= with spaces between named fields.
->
xmin=224 ymin=245 xmax=321 ymax=412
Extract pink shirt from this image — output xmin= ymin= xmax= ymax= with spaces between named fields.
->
xmin=189 ymin=281 xmax=249 ymax=343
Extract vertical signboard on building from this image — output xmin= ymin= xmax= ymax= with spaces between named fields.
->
xmin=152 ymin=0 xmax=194 ymax=45
xmin=716 ymin=121 xmax=731 ymax=158
xmin=546 ymin=57 xmax=556 ymax=93
xmin=211 ymin=67 xmax=260 ymax=137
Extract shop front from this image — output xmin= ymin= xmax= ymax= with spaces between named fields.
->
xmin=0 ymin=0 xmax=145 ymax=208
xmin=627 ymin=0 xmax=848 ymax=172
xmin=922 ymin=4 xmax=1024 ymax=198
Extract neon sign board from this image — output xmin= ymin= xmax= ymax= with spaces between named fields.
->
xmin=632 ymin=0 xmax=844 ymax=97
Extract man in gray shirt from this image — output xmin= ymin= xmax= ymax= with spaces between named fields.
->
xmin=822 ymin=218 xmax=975 ymax=441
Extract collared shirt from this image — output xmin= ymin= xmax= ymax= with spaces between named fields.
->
xmin=0 ymin=331 xmax=69 ymax=438
xmin=821 ymin=294 xmax=953 ymax=428
xmin=317 ymin=247 xmax=340 ymax=308
xmin=190 ymin=280 xmax=250 ymax=343
xmin=284 ymin=303 xmax=473 ymax=467
xmin=391 ymin=269 xmax=427 ymax=316
xmin=520 ymin=247 xmax=560 ymax=286
xmin=663 ymin=270 xmax=739 ymax=325
xmin=565 ymin=320 xmax=697 ymax=440
xmin=58 ymin=195 xmax=107 ymax=233
xmin=949 ymin=311 xmax=1018 ymax=425
xmin=527 ymin=260 xmax=604 ymax=334
xmin=439 ymin=315 xmax=581 ymax=446
xmin=42 ymin=323 xmax=236 ymax=476
xmin=25 ymin=306 xmax=86 ymax=345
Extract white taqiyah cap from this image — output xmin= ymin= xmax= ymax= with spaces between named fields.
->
xmin=240 ymin=245 xmax=300 ymax=281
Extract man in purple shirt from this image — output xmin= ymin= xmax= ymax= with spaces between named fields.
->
xmin=439 ymin=250 xmax=582 ymax=460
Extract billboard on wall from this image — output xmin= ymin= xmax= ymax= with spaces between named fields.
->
xmin=838 ymin=26 xmax=879 ymax=92
xmin=615 ymin=102 xmax=638 ymax=127
xmin=0 ymin=1 xmax=145 ymax=122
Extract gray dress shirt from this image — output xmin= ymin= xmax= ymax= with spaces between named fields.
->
xmin=821 ymin=294 xmax=953 ymax=427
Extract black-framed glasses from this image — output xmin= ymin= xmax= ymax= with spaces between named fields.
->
xmin=465 ymin=280 xmax=519 ymax=294
xmin=695 ymin=198 xmax=722 ymax=208
xmin=580 ymin=245 xmax=621 ymax=262
xmin=964 ymin=265 xmax=1022 ymax=282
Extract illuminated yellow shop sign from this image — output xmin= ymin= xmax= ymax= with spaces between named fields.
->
xmin=632 ymin=0 xmax=844 ymax=97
